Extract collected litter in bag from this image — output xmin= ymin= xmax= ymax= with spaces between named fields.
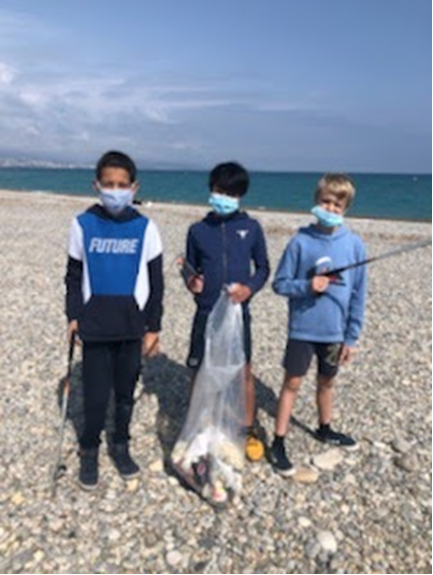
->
xmin=172 ymin=291 xmax=246 ymax=507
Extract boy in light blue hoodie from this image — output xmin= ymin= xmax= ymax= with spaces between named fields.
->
xmin=269 ymin=174 xmax=367 ymax=476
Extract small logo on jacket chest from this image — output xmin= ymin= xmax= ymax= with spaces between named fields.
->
xmin=236 ymin=229 xmax=249 ymax=240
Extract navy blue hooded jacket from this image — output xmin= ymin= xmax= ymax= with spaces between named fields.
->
xmin=186 ymin=210 xmax=270 ymax=312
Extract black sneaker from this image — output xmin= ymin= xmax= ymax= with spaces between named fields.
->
xmin=78 ymin=448 xmax=99 ymax=491
xmin=315 ymin=426 xmax=358 ymax=450
xmin=109 ymin=443 xmax=140 ymax=480
xmin=269 ymin=440 xmax=295 ymax=477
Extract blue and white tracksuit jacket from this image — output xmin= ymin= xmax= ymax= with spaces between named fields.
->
xmin=65 ymin=203 xmax=163 ymax=342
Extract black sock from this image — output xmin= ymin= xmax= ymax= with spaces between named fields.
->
xmin=319 ymin=423 xmax=330 ymax=434
xmin=273 ymin=434 xmax=285 ymax=447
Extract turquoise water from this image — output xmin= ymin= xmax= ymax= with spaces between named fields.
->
xmin=0 ymin=167 xmax=431 ymax=221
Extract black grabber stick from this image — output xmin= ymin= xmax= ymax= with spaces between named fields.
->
xmin=51 ymin=330 xmax=76 ymax=497
xmin=175 ymin=254 xmax=200 ymax=285
xmin=323 ymin=238 xmax=431 ymax=282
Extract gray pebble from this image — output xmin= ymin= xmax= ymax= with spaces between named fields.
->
xmin=391 ymin=436 xmax=412 ymax=453
xmin=394 ymin=453 xmax=419 ymax=472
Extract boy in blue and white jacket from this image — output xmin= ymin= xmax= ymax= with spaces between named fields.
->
xmin=65 ymin=151 xmax=163 ymax=490
xmin=269 ymin=174 xmax=367 ymax=476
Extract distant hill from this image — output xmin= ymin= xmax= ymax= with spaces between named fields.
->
xmin=0 ymin=158 xmax=91 ymax=169
xmin=0 ymin=157 xmax=204 ymax=171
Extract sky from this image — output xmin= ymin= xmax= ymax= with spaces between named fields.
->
xmin=0 ymin=0 xmax=431 ymax=173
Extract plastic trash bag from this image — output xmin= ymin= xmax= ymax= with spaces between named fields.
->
xmin=172 ymin=290 xmax=246 ymax=507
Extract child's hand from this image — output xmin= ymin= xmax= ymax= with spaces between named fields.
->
xmin=339 ymin=345 xmax=355 ymax=365
xmin=228 ymin=283 xmax=252 ymax=303
xmin=187 ymin=275 xmax=204 ymax=294
xmin=67 ymin=320 xmax=81 ymax=345
xmin=311 ymin=275 xmax=330 ymax=294
xmin=142 ymin=332 xmax=160 ymax=357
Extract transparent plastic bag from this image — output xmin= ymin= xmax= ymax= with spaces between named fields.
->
xmin=172 ymin=290 xmax=246 ymax=506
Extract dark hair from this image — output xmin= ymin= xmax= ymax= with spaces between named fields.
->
xmin=208 ymin=161 xmax=249 ymax=197
xmin=95 ymin=150 xmax=137 ymax=182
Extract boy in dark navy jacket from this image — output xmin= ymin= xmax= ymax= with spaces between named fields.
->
xmin=65 ymin=151 xmax=163 ymax=490
xmin=185 ymin=162 xmax=270 ymax=460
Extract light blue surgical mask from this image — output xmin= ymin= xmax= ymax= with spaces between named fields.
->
xmin=99 ymin=188 xmax=134 ymax=215
xmin=209 ymin=193 xmax=240 ymax=216
xmin=311 ymin=205 xmax=344 ymax=228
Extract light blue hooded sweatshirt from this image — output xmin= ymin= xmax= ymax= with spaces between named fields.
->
xmin=272 ymin=224 xmax=367 ymax=347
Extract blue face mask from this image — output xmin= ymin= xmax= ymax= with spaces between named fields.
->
xmin=311 ymin=205 xmax=344 ymax=228
xmin=99 ymin=188 xmax=134 ymax=215
xmin=209 ymin=193 xmax=240 ymax=216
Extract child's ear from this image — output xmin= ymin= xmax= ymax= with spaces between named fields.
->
xmin=132 ymin=181 xmax=139 ymax=194
xmin=93 ymin=180 xmax=100 ymax=194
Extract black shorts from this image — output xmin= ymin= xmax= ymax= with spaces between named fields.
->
xmin=187 ymin=308 xmax=252 ymax=369
xmin=283 ymin=339 xmax=343 ymax=378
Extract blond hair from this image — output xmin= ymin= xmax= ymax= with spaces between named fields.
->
xmin=315 ymin=173 xmax=356 ymax=209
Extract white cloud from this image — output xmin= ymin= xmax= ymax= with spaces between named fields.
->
xmin=19 ymin=90 xmax=45 ymax=106
xmin=0 ymin=8 xmax=324 ymax=166
xmin=24 ymin=125 xmax=40 ymax=137
xmin=253 ymin=99 xmax=319 ymax=113
xmin=0 ymin=62 xmax=16 ymax=85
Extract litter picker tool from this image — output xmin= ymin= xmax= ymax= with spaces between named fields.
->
xmin=323 ymin=238 xmax=431 ymax=282
xmin=50 ymin=330 xmax=76 ymax=497
xmin=175 ymin=254 xmax=200 ymax=285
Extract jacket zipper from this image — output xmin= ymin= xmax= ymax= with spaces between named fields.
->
xmin=222 ymin=221 xmax=228 ymax=285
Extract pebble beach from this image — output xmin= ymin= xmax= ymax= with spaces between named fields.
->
xmin=0 ymin=189 xmax=431 ymax=574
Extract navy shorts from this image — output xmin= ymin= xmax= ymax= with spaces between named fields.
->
xmin=283 ymin=339 xmax=343 ymax=378
xmin=187 ymin=308 xmax=252 ymax=369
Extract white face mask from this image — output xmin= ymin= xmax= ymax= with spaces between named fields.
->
xmin=99 ymin=188 xmax=134 ymax=215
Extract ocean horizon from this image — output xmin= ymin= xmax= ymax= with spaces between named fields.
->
xmin=0 ymin=167 xmax=431 ymax=222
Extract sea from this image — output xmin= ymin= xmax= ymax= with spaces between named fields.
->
xmin=0 ymin=167 xmax=431 ymax=221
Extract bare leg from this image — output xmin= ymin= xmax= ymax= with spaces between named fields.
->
xmin=316 ymin=374 xmax=335 ymax=425
xmin=275 ymin=373 xmax=302 ymax=436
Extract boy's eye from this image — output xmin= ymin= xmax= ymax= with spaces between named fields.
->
xmin=100 ymin=182 xmax=130 ymax=189
xmin=321 ymin=198 xmax=343 ymax=210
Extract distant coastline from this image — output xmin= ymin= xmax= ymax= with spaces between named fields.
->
xmin=0 ymin=158 xmax=431 ymax=176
